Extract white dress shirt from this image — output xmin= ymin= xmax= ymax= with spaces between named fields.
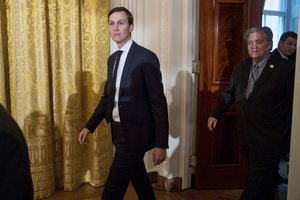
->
xmin=112 ymin=39 xmax=133 ymax=122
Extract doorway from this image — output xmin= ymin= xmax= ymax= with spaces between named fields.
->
xmin=195 ymin=0 xmax=264 ymax=189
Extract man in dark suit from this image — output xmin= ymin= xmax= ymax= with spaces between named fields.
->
xmin=208 ymin=26 xmax=294 ymax=200
xmin=272 ymin=31 xmax=297 ymax=62
xmin=0 ymin=103 xmax=34 ymax=200
xmin=79 ymin=7 xmax=169 ymax=200
xmin=271 ymin=31 xmax=297 ymax=184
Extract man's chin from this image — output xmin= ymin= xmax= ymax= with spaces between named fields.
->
xmin=249 ymin=53 xmax=261 ymax=58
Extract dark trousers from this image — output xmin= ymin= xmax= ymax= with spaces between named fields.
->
xmin=101 ymin=121 xmax=156 ymax=200
xmin=240 ymin=146 xmax=280 ymax=200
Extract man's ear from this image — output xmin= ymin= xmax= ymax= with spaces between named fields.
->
xmin=129 ymin=24 xmax=134 ymax=33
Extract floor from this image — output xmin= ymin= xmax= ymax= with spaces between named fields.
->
xmin=42 ymin=161 xmax=289 ymax=200
xmin=42 ymin=183 xmax=243 ymax=200
xmin=41 ymin=182 xmax=288 ymax=200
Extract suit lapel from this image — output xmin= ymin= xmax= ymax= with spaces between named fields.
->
xmin=242 ymin=61 xmax=252 ymax=87
xmin=241 ymin=60 xmax=252 ymax=98
xmin=119 ymin=42 xmax=137 ymax=96
xmin=250 ymin=56 xmax=275 ymax=97
xmin=107 ymin=52 xmax=119 ymax=89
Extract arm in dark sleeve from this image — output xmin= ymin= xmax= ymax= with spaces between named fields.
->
xmin=143 ymin=54 xmax=169 ymax=148
xmin=210 ymin=67 xmax=237 ymax=119
xmin=287 ymin=62 xmax=295 ymax=103
xmin=84 ymin=81 xmax=108 ymax=133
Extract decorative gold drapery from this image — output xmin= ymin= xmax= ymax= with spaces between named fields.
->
xmin=0 ymin=0 xmax=112 ymax=199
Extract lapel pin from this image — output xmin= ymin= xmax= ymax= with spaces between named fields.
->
xmin=270 ymin=64 xmax=274 ymax=68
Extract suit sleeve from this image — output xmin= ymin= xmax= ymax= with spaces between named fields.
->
xmin=142 ymin=54 xmax=169 ymax=148
xmin=286 ymin=61 xmax=295 ymax=102
xmin=84 ymin=57 xmax=114 ymax=133
xmin=210 ymin=66 xmax=237 ymax=119
xmin=84 ymin=81 xmax=108 ymax=133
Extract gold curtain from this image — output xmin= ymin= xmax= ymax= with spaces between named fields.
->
xmin=0 ymin=0 xmax=112 ymax=199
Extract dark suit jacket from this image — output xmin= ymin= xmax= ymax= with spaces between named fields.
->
xmin=211 ymin=54 xmax=294 ymax=154
xmin=85 ymin=41 xmax=169 ymax=154
xmin=0 ymin=104 xmax=34 ymax=200
xmin=272 ymin=48 xmax=296 ymax=62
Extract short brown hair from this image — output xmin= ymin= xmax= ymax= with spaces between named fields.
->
xmin=108 ymin=7 xmax=134 ymax=25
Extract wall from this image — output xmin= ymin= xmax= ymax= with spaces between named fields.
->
xmin=109 ymin=0 xmax=199 ymax=189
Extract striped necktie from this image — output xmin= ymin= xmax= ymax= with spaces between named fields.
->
xmin=246 ymin=64 xmax=259 ymax=98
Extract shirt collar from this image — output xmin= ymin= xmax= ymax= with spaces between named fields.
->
xmin=119 ymin=39 xmax=133 ymax=53
xmin=277 ymin=49 xmax=288 ymax=59
xmin=252 ymin=53 xmax=270 ymax=70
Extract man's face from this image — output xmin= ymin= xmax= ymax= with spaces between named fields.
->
xmin=279 ymin=36 xmax=297 ymax=56
xmin=108 ymin=11 xmax=134 ymax=48
xmin=246 ymin=32 xmax=272 ymax=62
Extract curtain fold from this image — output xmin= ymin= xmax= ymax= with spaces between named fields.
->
xmin=0 ymin=0 xmax=111 ymax=199
xmin=0 ymin=1 xmax=9 ymax=109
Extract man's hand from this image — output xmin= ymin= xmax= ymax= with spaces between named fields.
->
xmin=152 ymin=147 xmax=166 ymax=165
xmin=207 ymin=117 xmax=218 ymax=132
xmin=79 ymin=128 xmax=90 ymax=144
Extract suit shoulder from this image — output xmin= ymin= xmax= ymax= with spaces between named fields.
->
xmin=236 ymin=58 xmax=251 ymax=65
xmin=134 ymin=43 xmax=158 ymax=57
xmin=133 ymin=43 xmax=159 ymax=65
xmin=234 ymin=58 xmax=252 ymax=70
xmin=270 ymin=54 xmax=294 ymax=68
xmin=0 ymin=109 xmax=27 ymax=148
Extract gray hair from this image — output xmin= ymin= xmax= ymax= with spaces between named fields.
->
xmin=243 ymin=26 xmax=273 ymax=44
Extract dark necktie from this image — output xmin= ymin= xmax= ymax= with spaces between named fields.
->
xmin=106 ymin=50 xmax=123 ymax=122
xmin=246 ymin=64 xmax=259 ymax=98
xmin=111 ymin=50 xmax=123 ymax=91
